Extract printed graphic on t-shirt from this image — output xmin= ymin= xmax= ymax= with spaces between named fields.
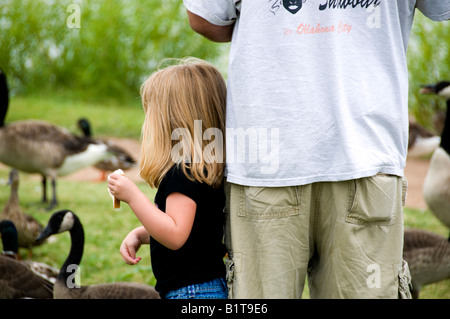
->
xmin=270 ymin=0 xmax=381 ymax=15
xmin=282 ymin=0 xmax=304 ymax=14
xmin=269 ymin=0 xmax=382 ymax=36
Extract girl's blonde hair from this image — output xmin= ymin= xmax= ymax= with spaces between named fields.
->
xmin=139 ymin=57 xmax=227 ymax=189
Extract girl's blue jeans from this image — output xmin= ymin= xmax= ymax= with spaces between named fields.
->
xmin=162 ymin=277 xmax=228 ymax=299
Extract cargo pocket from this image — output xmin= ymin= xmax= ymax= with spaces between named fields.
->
xmin=346 ymin=174 xmax=399 ymax=226
xmin=398 ymin=260 xmax=412 ymax=299
xmin=401 ymin=177 xmax=408 ymax=207
xmin=238 ymin=186 xmax=301 ymax=220
xmin=225 ymin=257 xmax=235 ymax=299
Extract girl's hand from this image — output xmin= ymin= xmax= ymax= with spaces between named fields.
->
xmin=120 ymin=227 xmax=149 ymax=265
xmin=107 ymin=173 xmax=140 ymax=204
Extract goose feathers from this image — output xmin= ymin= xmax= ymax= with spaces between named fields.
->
xmin=0 ymin=120 xmax=110 ymax=176
xmin=403 ymin=228 xmax=450 ymax=298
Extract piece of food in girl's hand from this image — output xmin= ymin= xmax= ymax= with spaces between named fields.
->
xmin=109 ymin=169 xmax=125 ymax=209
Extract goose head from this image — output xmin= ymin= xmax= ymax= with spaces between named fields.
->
xmin=0 ymin=220 xmax=19 ymax=255
xmin=77 ymin=118 xmax=92 ymax=137
xmin=36 ymin=209 xmax=78 ymax=243
xmin=420 ymin=81 xmax=450 ymax=100
xmin=6 ymin=168 xmax=19 ymax=187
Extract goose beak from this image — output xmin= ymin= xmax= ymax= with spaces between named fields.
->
xmin=419 ymin=84 xmax=437 ymax=95
xmin=36 ymin=225 xmax=54 ymax=243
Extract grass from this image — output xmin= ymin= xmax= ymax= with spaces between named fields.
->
xmin=6 ymin=92 xmax=144 ymax=139
xmin=1 ymin=95 xmax=450 ymax=298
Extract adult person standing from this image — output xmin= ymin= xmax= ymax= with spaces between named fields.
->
xmin=184 ymin=1 xmax=450 ymax=299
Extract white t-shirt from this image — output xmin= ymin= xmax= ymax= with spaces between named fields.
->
xmin=184 ymin=0 xmax=450 ymax=187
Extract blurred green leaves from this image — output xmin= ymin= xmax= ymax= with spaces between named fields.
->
xmin=0 ymin=0 xmax=225 ymax=101
xmin=407 ymin=12 xmax=450 ymax=128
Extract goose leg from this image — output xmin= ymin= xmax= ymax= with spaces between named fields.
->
xmin=46 ymin=176 xmax=58 ymax=211
xmin=41 ymin=175 xmax=48 ymax=203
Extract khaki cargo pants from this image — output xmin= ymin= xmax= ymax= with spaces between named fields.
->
xmin=224 ymin=174 xmax=412 ymax=299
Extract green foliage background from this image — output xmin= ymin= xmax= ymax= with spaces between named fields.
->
xmin=408 ymin=12 xmax=450 ymax=128
xmin=0 ymin=0 xmax=228 ymax=101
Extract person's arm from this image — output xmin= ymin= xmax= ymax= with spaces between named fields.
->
xmin=120 ymin=226 xmax=149 ymax=265
xmin=108 ymin=174 xmax=196 ymax=251
xmin=186 ymin=9 xmax=234 ymax=43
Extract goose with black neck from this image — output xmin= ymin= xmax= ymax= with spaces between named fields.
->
xmin=36 ymin=210 xmax=160 ymax=299
xmin=420 ymin=81 xmax=450 ymax=238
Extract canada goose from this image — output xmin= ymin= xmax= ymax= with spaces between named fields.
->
xmin=0 ymin=221 xmax=53 ymax=299
xmin=36 ymin=210 xmax=160 ymax=299
xmin=408 ymin=120 xmax=440 ymax=158
xmin=0 ymin=169 xmax=44 ymax=258
xmin=0 ymin=69 xmax=112 ymax=209
xmin=420 ymin=81 xmax=450 ymax=235
xmin=77 ymin=118 xmax=136 ymax=180
xmin=0 ymin=220 xmax=58 ymax=283
xmin=403 ymin=228 xmax=450 ymax=299
xmin=0 ymin=255 xmax=54 ymax=299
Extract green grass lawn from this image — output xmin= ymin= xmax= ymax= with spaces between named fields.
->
xmin=1 ymin=94 xmax=449 ymax=298
xmin=0 ymin=167 xmax=157 ymax=288
xmin=6 ymin=93 xmax=144 ymax=139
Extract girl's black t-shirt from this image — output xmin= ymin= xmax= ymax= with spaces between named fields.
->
xmin=151 ymin=165 xmax=227 ymax=295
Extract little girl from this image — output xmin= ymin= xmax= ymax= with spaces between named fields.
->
xmin=107 ymin=58 xmax=228 ymax=299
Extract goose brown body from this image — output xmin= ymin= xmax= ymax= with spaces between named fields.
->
xmin=0 ymin=220 xmax=58 ymax=286
xmin=0 ymin=169 xmax=43 ymax=254
xmin=407 ymin=121 xmax=440 ymax=158
xmin=0 ymin=120 xmax=93 ymax=175
xmin=0 ymin=70 xmax=111 ymax=209
xmin=53 ymin=280 xmax=160 ymax=299
xmin=0 ymin=256 xmax=53 ymax=299
xmin=403 ymin=228 xmax=450 ymax=299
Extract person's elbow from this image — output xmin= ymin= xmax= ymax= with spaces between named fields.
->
xmin=165 ymin=235 xmax=188 ymax=251
xmin=186 ymin=10 xmax=234 ymax=43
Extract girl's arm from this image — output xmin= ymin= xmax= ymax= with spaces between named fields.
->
xmin=120 ymin=226 xmax=148 ymax=265
xmin=108 ymin=174 xmax=196 ymax=251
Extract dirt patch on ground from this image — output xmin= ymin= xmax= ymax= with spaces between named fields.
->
xmin=404 ymin=157 xmax=430 ymax=209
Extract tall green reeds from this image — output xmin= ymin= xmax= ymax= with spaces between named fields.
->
xmin=0 ymin=0 xmax=225 ymax=101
